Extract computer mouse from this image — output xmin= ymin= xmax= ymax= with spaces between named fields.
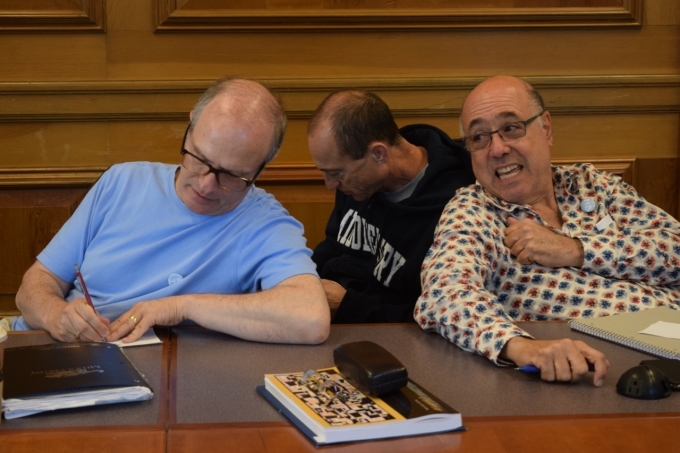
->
xmin=616 ymin=364 xmax=672 ymax=400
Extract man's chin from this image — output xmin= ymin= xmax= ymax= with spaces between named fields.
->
xmin=338 ymin=188 xmax=371 ymax=202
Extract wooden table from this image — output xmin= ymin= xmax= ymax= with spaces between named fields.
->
xmin=3 ymin=324 xmax=679 ymax=452
xmin=166 ymin=323 xmax=680 ymax=452
xmin=166 ymin=416 xmax=680 ymax=453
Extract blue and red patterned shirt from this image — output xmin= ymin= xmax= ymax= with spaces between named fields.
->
xmin=416 ymin=163 xmax=680 ymax=364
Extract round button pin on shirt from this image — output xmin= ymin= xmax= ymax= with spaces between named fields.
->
xmin=168 ymin=273 xmax=183 ymax=285
xmin=580 ymin=198 xmax=596 ymax=213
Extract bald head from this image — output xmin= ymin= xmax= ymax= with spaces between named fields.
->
xmin=457 ymin=75 xmax=554 ymax=207
xmin=191 ymin=78 xmax=287 ymax=163
xmin=308 ymin=90 xmax=401 ymax=160
xmin=460 ymin=76 xmax=545 ymax=136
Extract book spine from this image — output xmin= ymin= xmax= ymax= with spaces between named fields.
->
xmin=568 ymin=320 xmax=680 ymax=360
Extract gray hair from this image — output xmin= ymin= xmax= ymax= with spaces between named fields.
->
xmin=191 ymin=77 xmax=287 ymax=163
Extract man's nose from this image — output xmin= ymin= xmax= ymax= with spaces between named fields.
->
xmin=198 ymin=171 xmax=219 ymax=192
xmin=488 ymin=132 xmax=510 ymax=158
xmin=323 ymin=175 xmax=340 ymax=191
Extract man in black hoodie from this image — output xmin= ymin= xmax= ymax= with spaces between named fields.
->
xmin=308 ymin=90 xmax=475 ymax=323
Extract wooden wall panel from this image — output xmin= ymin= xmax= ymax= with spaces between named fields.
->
xmin=550 ymin=113 xmax=679 ymax=159
xmin=155 ymin=0 xmax=640 ymax=31
xmin=257 ymin=182 xmax=335 ymax=250
xmin=102 ymin=28 xmax=680 ymax=80
xmin=644 ymin=0 xmax=680 ymax=25
xmin=0 ymin=123 xmax=113 ymax=167
xmin=0 ymin=0 xmax=106 ymax=33
xmin=0 ymin=0 xmax=678 ymax=317
xmin=634 ymin=158 xmax=680 ymax=219
xmin=0 ymin=188 xmax=87 ymax=315
xmin=1 ymin=78 xmax=678 ymax=166
xmin=0 ymin=35 xmax=106 ymax=81
xmin=2 ymin=77 xmax=678 ymax=120
xmin=1 ymin=112 xmax=677 ymax=182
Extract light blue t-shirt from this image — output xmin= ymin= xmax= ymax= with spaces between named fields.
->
xmin=13 ymin=162 xmax=317 ymax=330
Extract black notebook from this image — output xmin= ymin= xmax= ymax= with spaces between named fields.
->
xmin=2 ymin=342 xmax=153 ymax=419
xmin=569 ymin=306 xmax=680 ymax=359
xmin=258 ymin=367 xmax=463 ymax=445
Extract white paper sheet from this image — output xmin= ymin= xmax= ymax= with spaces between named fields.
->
xmin=639 ymin=321 xmax=680 ymax=340
xmin=3 ymin=386 xmax=152 ymax=419
xmin=108 ymin=329 xmax=162 ymax=347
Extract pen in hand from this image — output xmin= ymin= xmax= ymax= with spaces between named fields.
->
xmin=73 ymin=264 xmax=106 ymax=341
xmin=515 ymin=363 xmax=596 ymax=373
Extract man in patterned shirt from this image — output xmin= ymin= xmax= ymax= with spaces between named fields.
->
xmin=416 ymin=75 xmax=680 ymax=386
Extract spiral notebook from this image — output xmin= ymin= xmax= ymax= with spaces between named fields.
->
xmin=569 ymin=306 xmax=680 ymax=359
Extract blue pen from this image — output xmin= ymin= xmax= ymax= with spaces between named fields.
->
xmin=515 ymin=364 xmax=596 ymax=373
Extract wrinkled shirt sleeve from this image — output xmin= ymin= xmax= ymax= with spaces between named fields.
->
xmin=577 ymin=170 xmax=680 ymax=287
xmin=415 ymin=190 xmax=530 ymax=365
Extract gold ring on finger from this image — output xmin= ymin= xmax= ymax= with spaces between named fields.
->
xmin=130 ymin=315 xmax=138 ymax=325
xmin=75 ymin=331 xmax=81 ymax=340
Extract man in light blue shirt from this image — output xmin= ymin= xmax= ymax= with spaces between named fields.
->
xmin=14 ymin=78 xmax=330 ymax=345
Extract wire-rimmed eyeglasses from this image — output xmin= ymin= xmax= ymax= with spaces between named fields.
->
xmin=298 ymin=369 xmax=364 ymax=406
xmin=463 ymin=111 xmax=544 ymax=152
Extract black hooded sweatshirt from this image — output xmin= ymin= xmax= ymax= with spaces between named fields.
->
xmin=312 ymin=124 xmax=475 ymax=323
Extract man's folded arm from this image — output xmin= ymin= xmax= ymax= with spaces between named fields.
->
xmin=107 ymin=273 xmax=331 ymax=345
xmin=416 ymin=245 xmax=530 ymax=363
xmin=183 ymin=273 xmax=330 ymax=344
xmin=415 ymin=280 xmax=530 ymax=364
xmin=416 ymin=212 xmax=531 ymax=363
xmin=18 ymin=261 xmax=331 ymax=345
xmin=416 ymin=267 xmax=610 ymax=385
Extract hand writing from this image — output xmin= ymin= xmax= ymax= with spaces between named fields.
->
xmin=50 ymin=297 xmax=110 ymax=342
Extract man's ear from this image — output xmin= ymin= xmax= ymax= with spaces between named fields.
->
xmin=541 ymin=111 xmax=553 ymax=146
xmin=367 ymin=142 xmax=388 ymax=163
xmin=189 ymin=110 xmax=194 ymax=123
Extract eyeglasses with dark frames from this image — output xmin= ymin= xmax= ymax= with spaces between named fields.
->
xmin=463 ymin=111 xmax=544 ymax=152
xmin=179 ymin=124 xmax=266 ymax=192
